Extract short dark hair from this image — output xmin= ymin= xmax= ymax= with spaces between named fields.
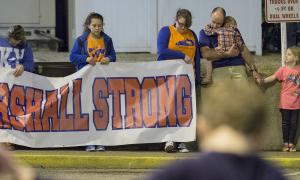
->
xmin=176 ymin=9 xmax=192 ymax=28
xmin=211 ymin=7 xmax=226 ymax=17
xmin=83 ymin=12 xmax=104 ymax=33
xmin=7 ymin=25 xmax=25 ymax=42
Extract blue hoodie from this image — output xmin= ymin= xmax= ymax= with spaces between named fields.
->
xmin=70 ymin=31 xmax=116 ymax=70
xmin=0 ymin=37 xmax=34 ymax=72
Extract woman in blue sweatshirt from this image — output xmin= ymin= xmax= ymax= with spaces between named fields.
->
xmin=0 ymin=25 xmax=34 ymax=76
xmin=70 ymin=12 xmax=116 ymax=152
xmin=157 ymin=9 xmax=201 ymax=153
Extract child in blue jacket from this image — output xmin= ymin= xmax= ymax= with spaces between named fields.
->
xmin=70 ymin=12 xmax=116 ymax=71
xmin=70 ymin=12 xmax=116 ymax=152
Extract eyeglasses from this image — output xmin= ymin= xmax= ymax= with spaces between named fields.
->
xmin=176 ymin=20 xmax=187 ymax=29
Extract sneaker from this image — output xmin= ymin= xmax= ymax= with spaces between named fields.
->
xmin=289 ymin=144 xmax=297 ymax=152
xmin=290 ymin=146 xmax=297 ymax=152
xmin=85 ymin=145 xmax=96 ymax=152
xmin=178 ymin=143 xmax=189 ymax=153
xmin=1 ymin=143 xmax=15 ymax=151
xmin=282 ymin=143 xmax=289 ymax=152
xmin=164 ymin=141 xmax=176 ymax=153
xmin=95 ymin=145 xmax=105 ymax=151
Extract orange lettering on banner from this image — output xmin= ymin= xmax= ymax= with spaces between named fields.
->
xmin=141 ymin=77 xmax=158 ymax=127
xmin=93 ymin=79 xmax=109 ymax=130
xmin=0 ymin=74 xmax=193 ymax=132
xmin=73 ymin=79 xmax=89 ymax=130
xmin=176 ymin=75 xmax=192 ymax=126
xmin=157 ymin=76 xmax=177 ymax=127
xmin=288 ymin=0 xmax=298 ymax=4
xmin=108 ymin=78 xmax=124 ymax=129
xmin=41 ymin=90 xmax=59 ymax=131
xmin=0 ymin=83 xmax=10 ymax=129
xmin=10 ymin=86 xmax=25 ymax=131
xmin=25 ymin=88 xmax=43 ymax=131
xmin=59 ymin=84 xmax=74 ymax=131
xmin=125 ymin=78 xmax=142 ymax=128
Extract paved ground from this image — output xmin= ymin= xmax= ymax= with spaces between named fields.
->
xmin=3 ymin=168 xmax=300 ymax=180
xmin=35 ymin=169 xmax=148 ymax=180
xmin=34 ymin=168 xmax=300 ymax=180
xmin=2 ymin=150 xmax=300 ymax=180
xmin=285 ymin=169 xmax=300 ymax=180
xmin=2 ymin=169 xmax=148 ymax=180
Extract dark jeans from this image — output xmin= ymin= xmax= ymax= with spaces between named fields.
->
xmin=280 ymin=109 xmax=300 ymax=145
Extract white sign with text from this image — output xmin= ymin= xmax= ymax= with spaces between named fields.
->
xmin=265 ymin=0 xmax=300 ymax=22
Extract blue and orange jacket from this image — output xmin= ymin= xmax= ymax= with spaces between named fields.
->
xmin=157 ymin=26 xmax=201 ymax=86
xmin=70 ymin=31 xmax=116 ymax=70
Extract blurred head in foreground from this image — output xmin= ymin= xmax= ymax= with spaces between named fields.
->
xmin=149 ymin=82 xmax=286 ymax=180
xmin=198 ymin=82 xmax=267 ymax=153
xmin=0 ymin=145 xmax=38 ymax=180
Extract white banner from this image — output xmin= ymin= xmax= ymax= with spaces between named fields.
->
xmin=0 ymin=60 xmax=196 ymax=148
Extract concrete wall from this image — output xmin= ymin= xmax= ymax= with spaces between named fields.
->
xmin=0 ymin=0 xmax=55 ymax=28
xmin=261 ymin=84 xmax=282 ymax=150
xmin=73 ymin=0 xmax=157 ymax=53
xmin=0 ymin=0 xmax=56 ymax=40
xmin=71 ymin=0 xmax=262 ymax=54
xmin=157 ymin=0 xmax=262 ymax=55
xmin=201 ymin=81 xmax=284 ymax=150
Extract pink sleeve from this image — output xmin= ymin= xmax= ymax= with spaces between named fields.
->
xmin=274 ymin=67 xmax=284 ymax=81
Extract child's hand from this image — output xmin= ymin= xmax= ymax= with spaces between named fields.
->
xmin=86 ymin=56 xmax=96 ymax=66
xmin=252 ymin=71 xmax=261 ymax=80
xmin=183 ymin=55 xmax=192 ymax=64
xmin=100 ymin=57 xmax=110 ymax=65
xmin=225 ymin=45 xmax=239 ymax=58
xmin=13 ymin=64 xmax=24 ymax=77
xmin=256 ymin=77 xmax=264 ymax=85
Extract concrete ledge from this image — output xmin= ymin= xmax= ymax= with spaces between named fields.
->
xmin=12 ymin=151 xmax=300 ymax=169
xmin=14 ymin=151 xmax=191 ymax=169
xmin=267 ymin=158 xmax=300 ymax=169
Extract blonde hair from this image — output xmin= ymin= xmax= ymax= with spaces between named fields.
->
xmin=200 ymin=82 xmax=266 ymax=136
xmin=224 ymin=16 xmax=237 ymax=27
xmin=287 ymin=46 xmax=300 ymax=65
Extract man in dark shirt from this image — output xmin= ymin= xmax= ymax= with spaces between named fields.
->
xmin=199 ymin=7 xmax=261 ymax=87
xmin=149 ymin=83 xmax=286 ymax=180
